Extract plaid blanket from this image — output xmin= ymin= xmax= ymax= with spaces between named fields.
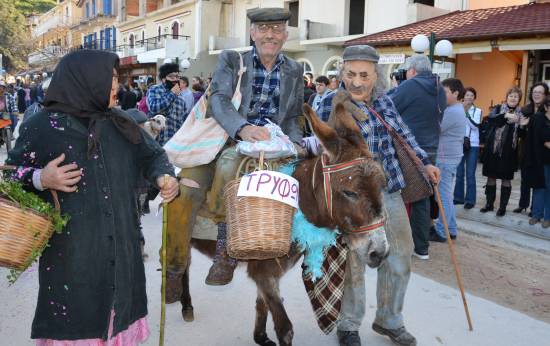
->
xmin=302 ymin=236 xmax=348 ymax=334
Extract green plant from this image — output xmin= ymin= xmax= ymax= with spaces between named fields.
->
xmin=0 ymin=181 xmax=69 ymax=283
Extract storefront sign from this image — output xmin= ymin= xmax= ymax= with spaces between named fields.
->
xmin=237 ymin=170 xmax=299 ymax=209
xmin=379 ymin=54 xmax=405 ymax=65
xmin=120 ymin=56 xmax=138 ymax=65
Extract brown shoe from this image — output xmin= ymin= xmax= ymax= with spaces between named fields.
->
xmin=165 ymin=272 xmax=183 ymax=304
xmin=205 ymin=257 xmax=237 ymax=286
xmin=529 ymin=217 xmax=540 ymax=225
xmin=543 ymin=220 xmax=550 ymax=228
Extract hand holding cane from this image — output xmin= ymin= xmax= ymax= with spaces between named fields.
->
xmin=433 ymin=183 xmax=474 ymax=331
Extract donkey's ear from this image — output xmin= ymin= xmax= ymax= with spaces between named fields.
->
xmin=333 ymin=103 xmax=371 ymax=157
xmin=303 ymin=103 xmax=339 ymax=157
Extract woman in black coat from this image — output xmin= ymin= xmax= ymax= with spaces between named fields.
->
xmin=525 ymin=96 xmax=550 ymax=226
xmin=480 ymin=86 xmax=525 ymax=216
xmin=513 ymin=82 xmax=550 ymax=214
xmin=6 ymin=50 xmax=179 ymax=344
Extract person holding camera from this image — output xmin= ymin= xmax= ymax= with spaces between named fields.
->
xmin=453 ymin=87 xmax=482 ymax=209
xmin=146 ymin=62 xmax=189 ymax=145
xmin=389 ymin=54 xmax=446 ymax=259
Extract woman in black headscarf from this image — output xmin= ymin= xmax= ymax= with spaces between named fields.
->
xmin=6 ymin=50 xmax=179 ymax=345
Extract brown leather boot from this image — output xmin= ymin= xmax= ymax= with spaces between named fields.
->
xmin=165 ymin=272 xmax=183 ymax=304
xmin=205 ymin=222 xmax=237 ymax=286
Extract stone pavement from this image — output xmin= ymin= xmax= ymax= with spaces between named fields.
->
xmin=454 ymin=163 xmax=550 ymax=254
xmin=1 ymin=199 xmax=549 ymax=345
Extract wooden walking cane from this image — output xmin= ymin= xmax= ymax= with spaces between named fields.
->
xmin=158 ymin=175 xmax=199 ymax=346
xmin=159 ymin=176 xmax=168 ymax=346
xmin=433 ymin=183 xmax=474 ymax=331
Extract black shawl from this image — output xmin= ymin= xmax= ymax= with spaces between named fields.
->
xmin=44 ymin=50 xmax=141 ymax=157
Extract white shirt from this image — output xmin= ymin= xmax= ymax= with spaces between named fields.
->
xmin=465 ymin=105 xmax=482 ymax=147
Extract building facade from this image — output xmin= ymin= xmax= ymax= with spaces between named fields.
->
xmin=28 ymin=0 xmax=80 ymax=71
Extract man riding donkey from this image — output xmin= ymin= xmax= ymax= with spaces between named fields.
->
xmin=314 ymin=45 xmax=441 ymax=346
xmin=164 ymin=7 xmax=305 ymax=297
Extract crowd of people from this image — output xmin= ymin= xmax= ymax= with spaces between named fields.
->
xmin=3 ymin=6 xmax=550 ymax=346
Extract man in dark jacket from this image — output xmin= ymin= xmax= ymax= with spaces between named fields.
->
xmin=389 ymin=54 xmax=446 ymax=259
xmin=164 ymin=7 xmax=304 ymax=296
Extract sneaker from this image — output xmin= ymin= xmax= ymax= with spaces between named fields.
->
xmin=372 ymin=323 xmax=417 ymax=346
xmin=464 ymin=203 xmax=474 ymax=209
xmin=337 ymin=330 xmax=361 ymax=346
xmin=542 ymin=220 xmax=550 ymax=228
xmin=412 ymin=250 xmax=429 ymax=260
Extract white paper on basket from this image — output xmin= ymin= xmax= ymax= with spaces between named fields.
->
xmin=237 ymin=170 xmax=299 ymax=209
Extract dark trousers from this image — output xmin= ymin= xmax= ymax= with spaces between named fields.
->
xmin=518 ymin=167 xmax=531 ymax=209
xmin=409 ymin=152 xmax=437 ymax=254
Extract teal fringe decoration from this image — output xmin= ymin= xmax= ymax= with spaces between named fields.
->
xmin=280 ymin=163 xmax=339 ymax=281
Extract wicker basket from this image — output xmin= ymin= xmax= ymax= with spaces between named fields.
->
xmin=224 ymin=152 xmax=295 ymax=260
xmin=0 ymin=166 xmax=59 ymax=270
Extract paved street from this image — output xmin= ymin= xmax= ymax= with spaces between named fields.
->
xmin=1 ymin=194 xmax=549 ymax=346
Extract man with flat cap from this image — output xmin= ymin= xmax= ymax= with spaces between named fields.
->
xmin=163 ymin=7 xmax=304 ymax=298
xmin=314 ymin=45 xmax=440 ymax=346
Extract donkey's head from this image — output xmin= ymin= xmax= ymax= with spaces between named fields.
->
xmin=302 ymin=102 xmax=389 ymax=267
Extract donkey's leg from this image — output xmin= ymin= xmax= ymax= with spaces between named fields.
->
xmin=256 ymin=276 xmax=294 ymax=346
xmin=180 ymin=260 xmax=194 ymax=322
xmin=253 ymin=293 xmax=276 ymax=346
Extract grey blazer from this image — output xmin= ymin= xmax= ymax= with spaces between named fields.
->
xmin=207 ymin=49 xmax=304 ymax=143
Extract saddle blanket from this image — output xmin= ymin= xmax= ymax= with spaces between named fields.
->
xmin=302 ymin=236 xmax=348 ymax=334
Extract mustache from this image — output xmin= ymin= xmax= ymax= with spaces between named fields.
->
xmin=348 ymin=85 xmax=367 ymax=93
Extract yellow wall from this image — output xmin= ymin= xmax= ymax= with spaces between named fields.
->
xmin=455 ymin=49 xmax=523 ymax=116
xmin=468 ymin=0 xmax=527 ymax=9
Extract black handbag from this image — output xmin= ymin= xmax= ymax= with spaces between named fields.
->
xmin=463 ymin=135 xmax=471 ymax=152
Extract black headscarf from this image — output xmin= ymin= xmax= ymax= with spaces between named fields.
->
xmin=44 ymin=50 xmax=142 ymax=157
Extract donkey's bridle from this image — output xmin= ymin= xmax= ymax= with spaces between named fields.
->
xmin=312 ymin=155 xmax=385 ymax=234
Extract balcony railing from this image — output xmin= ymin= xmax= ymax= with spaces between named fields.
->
xmin=29 ymin=45 xmax=71 ymax=65
xmin=71 ymin=34 xmax=190 ymax=55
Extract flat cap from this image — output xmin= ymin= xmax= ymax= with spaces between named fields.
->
xmin=342 ymin=45 xmax=380 ymax=63
xmin=247 ymin=7 xmax=290 ymax=23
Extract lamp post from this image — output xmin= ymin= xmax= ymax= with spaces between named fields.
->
xmin=411 ymin=33 xmax=453 ymax=66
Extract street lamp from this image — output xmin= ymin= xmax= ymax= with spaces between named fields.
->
xmin=179 ymin=58 xmax=190 ymax=70
xmin=410 ymin=34 xmax=453 ymax=65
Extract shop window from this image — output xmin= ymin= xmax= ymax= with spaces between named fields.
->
xmin=323 ymin=56 xmax=343 ymax=77
xmin=297 ymin=59 xmax=314 ymax=76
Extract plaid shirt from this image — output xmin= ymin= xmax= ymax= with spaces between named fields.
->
xmin=317 ymin=91 xmax=430 ymax=193
xmin=246 ymin=47 xmax=284 ymax=126
xmin=146 ymin=83 xmax=188 ymax=145
xmin=1 ymin=93 xmax=19 ymax=114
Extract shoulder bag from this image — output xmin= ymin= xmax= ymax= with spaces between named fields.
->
xmin=163 ymin=53 xmax=246 ymax=168
xmin=367 ymin=106 xmax=433 ymax=203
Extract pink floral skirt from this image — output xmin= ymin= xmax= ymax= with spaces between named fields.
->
xmin=35 ymin=311 xmax=149 ymax=346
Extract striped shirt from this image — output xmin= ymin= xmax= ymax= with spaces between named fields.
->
xmin=317 ymin=91 xmax=430 ymax=193
xmin=247 ymin=47 xmax=284 ymax=126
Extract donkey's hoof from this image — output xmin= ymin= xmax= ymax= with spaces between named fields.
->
xmin=254 ymin=332 xmax=276 ymax=346
xmin=182 ymin=307 xmax=194 ymax=322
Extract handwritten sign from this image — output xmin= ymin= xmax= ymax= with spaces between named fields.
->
xmin=237 ymin=170 xmax=299 ymax=209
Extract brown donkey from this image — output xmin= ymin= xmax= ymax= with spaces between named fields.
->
xmin=181 ymin=103 xmax=389 ymax=346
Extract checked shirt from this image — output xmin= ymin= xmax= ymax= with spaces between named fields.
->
xmin=317 ymin=91 xmax=430 ymax=193
xmin=246 ymin=47 xmax=284 ymax=126
xmin=146 ymin=83 xmax=188 ymax=146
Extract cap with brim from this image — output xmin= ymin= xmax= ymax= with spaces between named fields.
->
xmin=126 ymin=108 xmax=148 ymax=124
xmin=247 ymin=7 xmax=291 ymax=23
xmin=343 ymin=45 xmax=380 ymax=63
